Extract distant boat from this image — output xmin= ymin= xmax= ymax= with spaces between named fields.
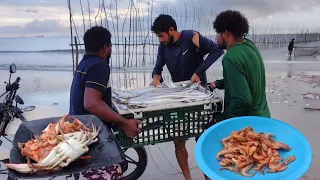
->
xmin=35 ymin=35 xmax=44 ymax=38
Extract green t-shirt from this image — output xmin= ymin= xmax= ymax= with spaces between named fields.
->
xmin=215 ymin=38 xmax=270 ymax=122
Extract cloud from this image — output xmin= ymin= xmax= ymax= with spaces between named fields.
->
xmin=1 ymin=0 xmax=320 ymax=37
xmin=0 ymin=19 xmax=69 ymax=37
xmin=0 ymin=0 xmax=152 ymax=37
xmin=16 ymin=8 xmax=38 ymax=13
xmin=172 ymin=0 xmax=320 ymax=18
xmin=24 ymin=19 xmax=67 ymax=33
xmin=0 ymin=0 xmax=66 ymax=8
xmin=146 ymin=0 xmax=320 ymax=34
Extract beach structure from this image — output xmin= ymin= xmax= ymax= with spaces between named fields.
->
xmin=66 ymin=0 xmax=320 ymax=73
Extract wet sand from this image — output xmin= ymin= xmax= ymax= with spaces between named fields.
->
xmin=0 ymin=52 xmax=320 ymax=179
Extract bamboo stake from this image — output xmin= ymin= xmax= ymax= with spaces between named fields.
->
xmin=67 ymin=0 xmax=320 ymax=70
xmin=67 ymin=0 xmax=75 ymax=75
xmin=74 ymin=36 xmax=79 ymax=68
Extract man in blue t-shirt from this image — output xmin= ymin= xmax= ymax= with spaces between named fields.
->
xmin=69 ymin=26 xmax=141 ymax=179
xmin=150 ymin=14 xmax=224 ymax=180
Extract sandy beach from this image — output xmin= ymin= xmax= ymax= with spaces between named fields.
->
xmin=0 ymin=43 xmax=320 ymax=180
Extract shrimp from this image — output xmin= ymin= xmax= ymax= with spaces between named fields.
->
xmin=248 ymin=146 xmax=258 ymax=157
xmin=284 ymin=155 xmax=296 ymax=165
xmin=274 ymin=142 xmax=291 ymax=150
xmin=220 ymin=166 xmax=240 ymax=174
xmin=253 ymin=152 xmax=264 ymax=161
xmin=267 ymin=165 xmax=288 ymax=173
xmin=219 ymin=158 xmax=233 ymax=167
xmin=216 ymin=126 xmax=294 ymax=177
xmin=252 ymin=163 xmax=265 ymax=171
xmin=241 ymin=164 xmax=257 ymax=177
xmin=216 ymin=149 xmax=234 ymax=160
xmin=224 ymin=154 xmax=235 ymax=159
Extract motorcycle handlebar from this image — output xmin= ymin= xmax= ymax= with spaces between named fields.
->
xmin=6 ymin=77 xmax=21 ymax=104
xmin=14 ymin=77 xmax=20 ymax=84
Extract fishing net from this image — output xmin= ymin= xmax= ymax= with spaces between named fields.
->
xmin=293 ymin=46 xmax=320 ymax=56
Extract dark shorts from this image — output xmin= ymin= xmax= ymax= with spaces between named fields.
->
xmin=81 ymin=164 xmax=123 ymax=180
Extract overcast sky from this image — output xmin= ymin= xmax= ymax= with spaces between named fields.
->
xmin=0 ymin=0 xmax=320 ymax=37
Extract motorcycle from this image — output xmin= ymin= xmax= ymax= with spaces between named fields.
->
xmin=0 ymin=63 xmax=148 ymax=180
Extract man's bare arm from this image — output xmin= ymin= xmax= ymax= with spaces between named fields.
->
xmin=84 ymin=87 xmax=126 ymax=126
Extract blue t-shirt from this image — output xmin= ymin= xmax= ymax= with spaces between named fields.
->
xmin=152 ymin=30 xmax=224 ymax=85
xmin=69 ymin=54 xmax=112 ymax=127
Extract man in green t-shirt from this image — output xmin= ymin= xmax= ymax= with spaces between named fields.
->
xmin=209 ymin=10 xmax=270 ymax=125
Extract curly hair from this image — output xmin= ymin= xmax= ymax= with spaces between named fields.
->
xmin=83 ymin=26 xmax=112 ymax=53
xmin=213 ymin=10 xmax=249 ymax=38
xmin=151 ymin=14 xmax=177 ymax=33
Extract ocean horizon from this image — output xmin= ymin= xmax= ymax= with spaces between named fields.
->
xmin=0 ymin=34 xmax=320 ymax=71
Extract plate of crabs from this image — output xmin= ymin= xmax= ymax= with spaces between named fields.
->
xmin=6 ymin=114 xmax=125 ymax=179
xmin=195 ymin=116 xmax=312 ymax=180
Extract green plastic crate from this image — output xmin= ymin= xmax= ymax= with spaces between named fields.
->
xmin=112 ymin=98 xmax=223 ymax=148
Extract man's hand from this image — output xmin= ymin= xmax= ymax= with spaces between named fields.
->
xmin=209 ymin=82 xmax=216 ymax=89
xmin=192 ymin=31 xmax=200 ymax=48
xmin=121 ymin=119 xmax=141 ymax=138
xmin=152 ymin=74 xmax=161 ymax=87
xmin=191 ymin=73 xmax=201 ymax=84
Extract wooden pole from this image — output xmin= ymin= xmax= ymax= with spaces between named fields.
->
xmin=68 ymin=0 xmax=75 ymax=75
xmin=124 ymin=38 xmax=127 ymax=67
xmin=74 ymin=36 xmax=79 ymax=68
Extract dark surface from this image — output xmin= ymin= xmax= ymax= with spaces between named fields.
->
xmin=8 ymin=115 xmax=125 ymax=179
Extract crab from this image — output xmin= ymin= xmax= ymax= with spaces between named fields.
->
xmin=5 ymin=115 xmax=101 ymax=173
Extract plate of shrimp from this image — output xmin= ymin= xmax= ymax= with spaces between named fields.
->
xmin=195 ymin=116 xmax=312 ymax=180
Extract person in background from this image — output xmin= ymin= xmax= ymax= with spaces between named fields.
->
xmin=208 ymin=10 xmax=270 ymax=137
xmin=69 ymin=26 xmax=141 ymax=180
xmin=288 ymin=38 xmax=295 ymax=57
xmin=150 ymin=14 xmax=224 ymax=180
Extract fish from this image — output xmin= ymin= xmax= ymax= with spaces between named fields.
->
xmin=112 ymin=82 xmax=217 ymax=109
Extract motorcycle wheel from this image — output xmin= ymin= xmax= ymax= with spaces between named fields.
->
xmin=122 ymin=147 xmax=148 ymax=180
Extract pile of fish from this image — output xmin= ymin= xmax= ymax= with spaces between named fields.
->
xmin=112 ymin=82 xmax=217 ymax=109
